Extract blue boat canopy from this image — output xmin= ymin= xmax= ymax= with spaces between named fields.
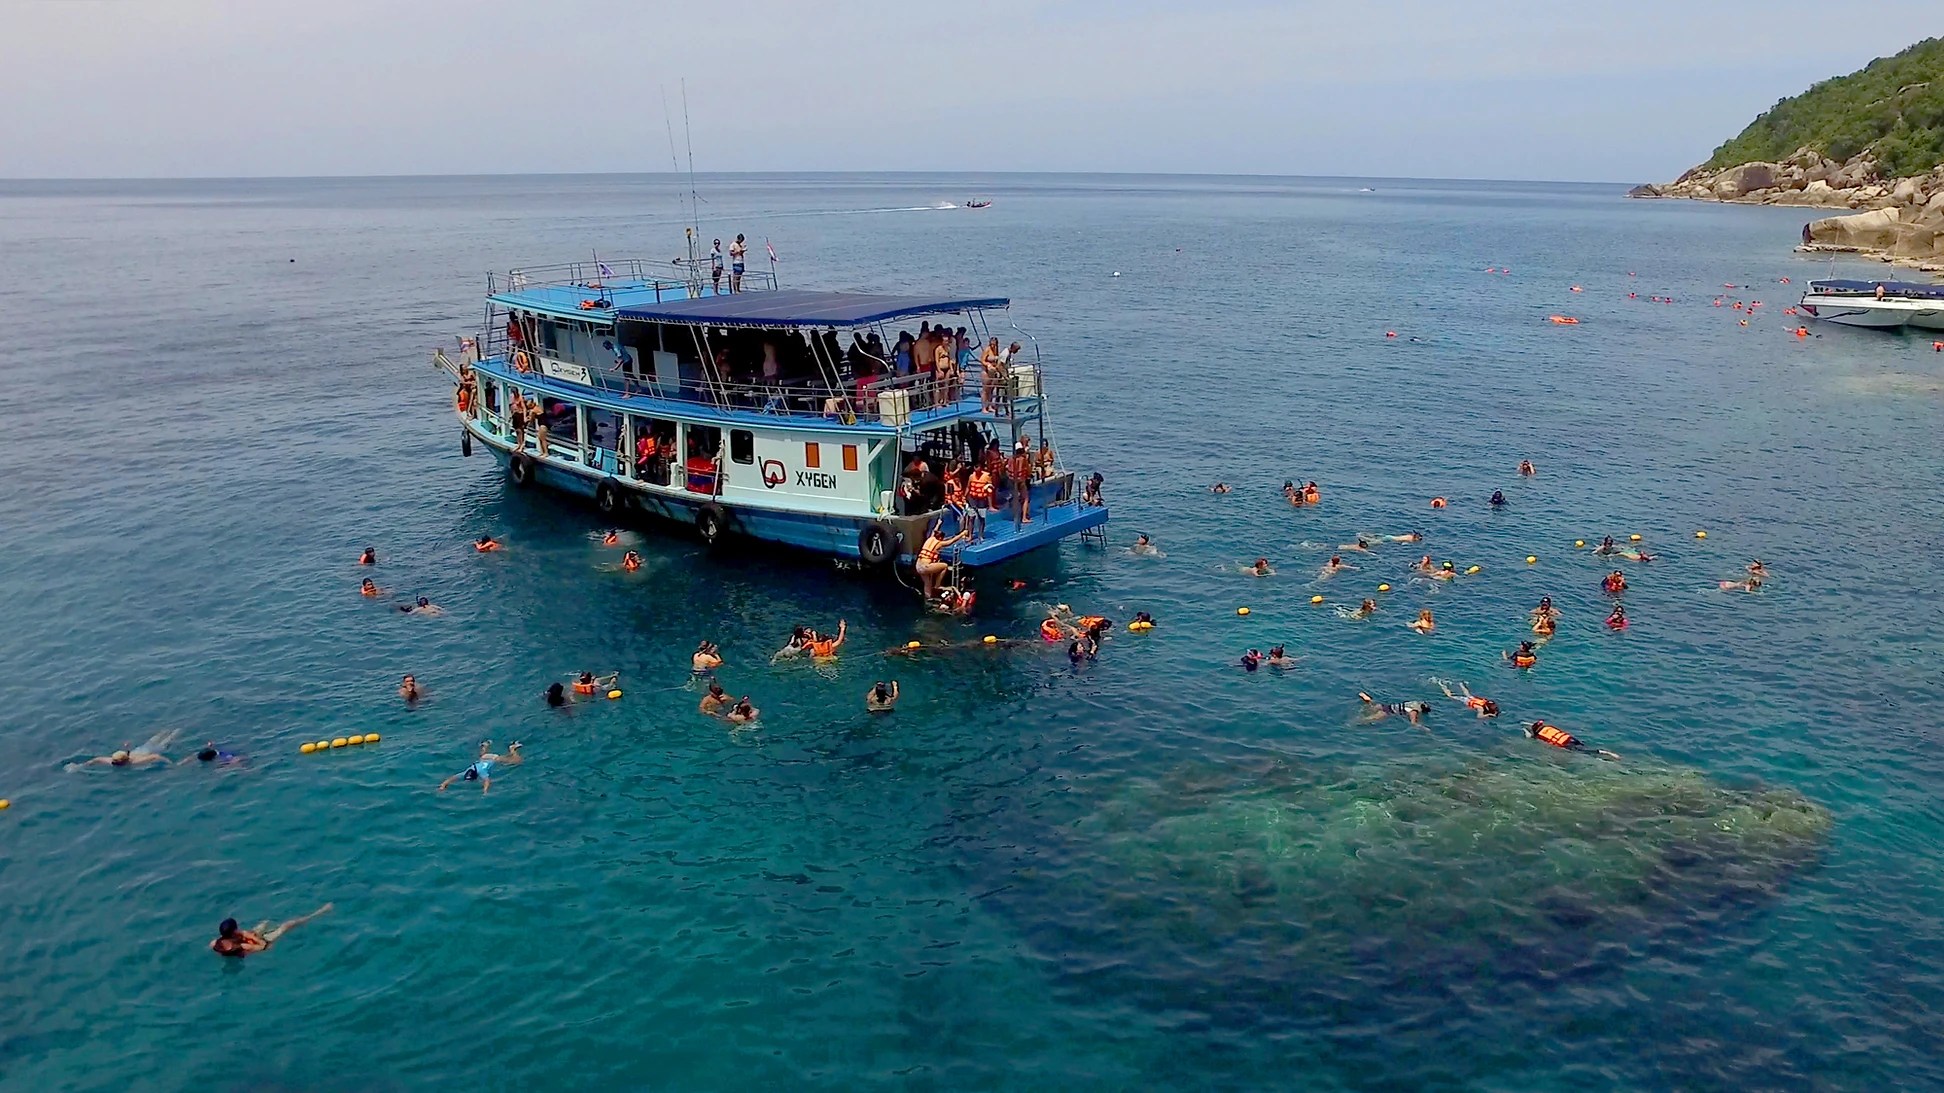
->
xmin=616 ymin=289 xmax=1009 ymax=329
xmin=1811 ymin=278 xmax=1944 ymax=299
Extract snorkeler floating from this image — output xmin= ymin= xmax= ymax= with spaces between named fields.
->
xmin=1436 ymin=680 xmax=1499 ymax=718
xmin=75 ymin=729 xmax=180 ymax=770
xmin=210 ymin=903 xmax=333 ymax=958
xmin=1525 ymin=720 xmax=1619 ymax=760
xmin=439 ymin=741 xmax=523 ymax=793
xmin=1358 ymin=692 xmax=1429 ymax=726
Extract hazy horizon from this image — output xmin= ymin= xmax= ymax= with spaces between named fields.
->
xmin=0 ymin=1 xmax=1925 ymax=183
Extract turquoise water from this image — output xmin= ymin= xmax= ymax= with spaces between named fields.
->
xmin=3 ymin=173 xmax=1943 ymax=1091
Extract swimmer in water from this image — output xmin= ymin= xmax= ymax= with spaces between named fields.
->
xmin=1407 ymin=609 xmax=1436 ymax=634
xmin=1283 ymin=481 xmax=1306 ymax=506
xmin=1432 ymin=561 xmax=1457 ymax=581
xmin=76 ymin=729 xmax=180 ymax=769
xmin=1385 ymin=531 xmax=1424 ymax=543
xmin=439 ymin=740 xmax=522 ymax=793
xmin=1525 ymin=720 xmax=1619 ymax=760
xmin=1210 ymin=483 xmax=1232 ymax=494
xmin=185 ymin=741 xmax=243 ymax=766
xmin=1239 ymin=649 xmax=1262 ymax=672
xmin=1505 ymin=641 xmax=1539 ymax=668
xmin=1357 ymin=692 xmax=1429 ymax=726
xmin=571 ymin=671 xmax=619 ymax=697
xmin=1068 ymin=638 xmax=1094 ymax=666
xmin=1244 ymin=557 xmax=1275 ymax=577
xmin=865 ymin=681 xmax=899 ymax=712
xmin=1530 ymin=596 xmax=1559 ymax=623
xmin=399 ymin=674 xmax=422 ymax=703
xmin=601 ymin=530 xmax=621 ymax=547
xmin=1532 ymin=612 xmax=1556 ymax=637
xmin=1304 ymin=481 xmax=1320 ymax=504
xmin=360 ymin=578 xmax=381 ymax=597
xmin=725 ymin=697 xmax=760 ymax=724
xmin=1602 ymin=571 xmax=1627 ymax=594
xmin=474 ymin=535 xmax=501 ymax=553
xmin=1435 ymin=680 xmax=1499 ymax=718
xmin=399 ymin=596 xmax=442 ymax=615
xmin=1489 ymin=489 xmax=1506 ymax=507
xmin=1414 ymin=555 xmax=1437 ymax=575
xmin=210 ymin=903 xmax=333 ymax=958
xmin=1337 ymin=538 xmax=1375 ymax=553
xmin=545 ymin=682 xmax=570 ymax=707
xmin=1617 ymin=547 xmax=1656 ymax=563
xmin=774 ymin=626 xmax=816 ymax=661
xmin=806 ymin=621 xmax=847 ymax=659
xmin=1131 ymin=534 xmax=1161 ymax=556
xmin=1352 ymin=598 xmax=1378 ymax=619
xmin=1266 ymin=644 xmax=1296 ymax=669
xmin=1518 ymin=459 xmax=1536 ymax=477
xmin=621 ymin=551 xmax=642 ymax=572
xmin=699 ymin=681 xmax=731 ymax=714
xmin=359 ymin=547 xmax=376 ymax=566
xmin=1605 ymin=604 xmax=1628 ymax=629
xmin=1319 ymin=555 xmax=1354 ymax=578
xmin=1595 ymin=536 xmax=1619 ymax=556
xmin=933 ymin=585 xmax=976 ymax=616
xmin=692 ymin=641 xmax=723 ymax=673
xmin=1718 ymin=575 xmax=1764 ymax=592
xmin=1747 ymin=559 xmax=1769 ymax=579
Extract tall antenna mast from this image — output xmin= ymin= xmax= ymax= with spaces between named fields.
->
xmin=660 ymin=85 xmax=697 ymax=275
xmin=682 ymin=78 xmax=702 ymax=241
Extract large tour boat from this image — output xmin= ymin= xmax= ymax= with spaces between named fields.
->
xmin=433 ymin=255 xmax=1108 ymax=574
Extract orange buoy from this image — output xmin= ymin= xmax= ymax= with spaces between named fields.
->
xmin=1547 ymin=315 xmax=1579 ymax=325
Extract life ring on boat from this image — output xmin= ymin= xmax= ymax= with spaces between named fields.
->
xmin=461 ymin=429 xmax=473 ymax=458
xmin=857 ymin=522 xmax=900 ymax=568
xmin=696 ymin=503 xmax=727 ymax=546
xmin=512 ymin=350 xmax=532 ymax=373
xmin=595 ymin=480 xmax=624 ymax=517
xmin=509 ymin=453 xmax=535 ymax=487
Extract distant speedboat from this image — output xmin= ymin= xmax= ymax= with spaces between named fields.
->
xmin=964 ymin=198 xmax=992 ymax=209
xmin=1799 ymin=278 xmax=1944 ymax=330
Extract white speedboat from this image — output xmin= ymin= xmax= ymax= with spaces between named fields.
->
xmin=1798 ymin=279 xmax=1944 ymax=330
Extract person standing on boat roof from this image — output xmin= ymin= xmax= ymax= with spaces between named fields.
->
xmin=728 ymin=234 xmax=746 ymax=292
xmin=711 ymin=238 xmax=724 ymax=293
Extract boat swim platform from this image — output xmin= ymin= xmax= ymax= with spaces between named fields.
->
xmin=940 ymin=502 xmax=1109 ymax=566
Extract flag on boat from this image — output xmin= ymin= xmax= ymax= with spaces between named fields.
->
xmin=766 ymin=239 xmax=777 ymax=262
xmin=598 ymin=262 xmax=613 ymax=278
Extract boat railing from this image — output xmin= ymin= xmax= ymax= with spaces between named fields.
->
xmin=487 ymin=260 xmax=778 ymax=297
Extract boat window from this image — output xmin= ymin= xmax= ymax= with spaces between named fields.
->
xmin=842 ymin=444 xmax=858 ymax=472
xmin=540 ymin=398 xmax=579 ymax=442
xmin=804 ymin=442 xmax=821 ymax=469
xmin=686 ymin=423 xmax=721 ymax=461
xmin=483 ymin=380 xmax=500 ymax=413
xmin=587 ymin=408 xmax=621 ymax=453
xmin=728 ymin=430 xmax=754 ymax=464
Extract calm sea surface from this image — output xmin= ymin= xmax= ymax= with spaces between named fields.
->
xmin=2 ymin=173 xmax=1942 ymax=1091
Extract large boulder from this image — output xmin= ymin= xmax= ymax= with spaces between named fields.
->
xmin=1892 ymin=176 xmax=1926 ymax=205
xmin=1626 ymin=183 xmax=1662 ymax=198
xmin=1807 ymin=207 xmax=1903 ymax=249
xmin=1714 ymin=162 xmax=1776 ymax=198
xmin=1799 ymin=179 xmax=1848 ymax=206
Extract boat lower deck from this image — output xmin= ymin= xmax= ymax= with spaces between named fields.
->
xmin=941 ymin=502 xmax=1110 ymax=566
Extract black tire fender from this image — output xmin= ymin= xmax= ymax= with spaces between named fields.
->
xmin=461 ymin=429 xmax=473 ymax=458
xmin=858 ymin=522 xmax=899 ymax=568
xmin=697 ymin=503 xmax=727 ymax=545
xmin=595 ymin=480 xmax=622 ymax=516
xmin=509 ymin=453 xmax=534 ymax=487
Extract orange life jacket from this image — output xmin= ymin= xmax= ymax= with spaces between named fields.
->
xmin=968 ymin=472 xmax=995 ymax=502
xmin=809 ymin=639 xmax=837 ymax=657
xmin=455 ymin=387 xmax=472 ymax=412
xmin=573 ymin=682 xmax=596 ymax=695
xmin=918 ymin=539 xmax=942 ymax=564
xmin=1535 ymin=724 xmax=1578 ymax=749
xmin=1513 ymin=652 xmax=1536 ymax=667
xmin=1039 ymin=620 xmax=1063 ymax=642
xmin=1076 ymin=615 xmax=1108 ymax=631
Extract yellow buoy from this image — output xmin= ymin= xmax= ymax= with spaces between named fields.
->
xmin=1310 ymin=595 xmax=1325 ymax=605
xmin=365 ymin=733 xmax=381 ymax=745
xmin=906 ymin=640 xmax=922 ymax=649
xmin=1695 ymin=530 xmax=1708 ymax=539
xmin=984 ymin=634 xmax=998 ymax=643
xmin=608 ymin=689 xmax=623 ymax=699
xmin=0 ymin=799 xmax=10 ymax=810
xmin=315 ymin=741 xmax=331 ymax=751
xmin=1466 ymin=565 xmax=1481 ymax=575
xmin=348 ymin=735 xmax=366 ymax=745
xmin=1574 ymin=539 xmax=1585 ymax=548
xmin=330 ymin=738 xmax=348 ymax=749
xmin=1237 ymin=607 xmax=1251 ymax=616
xmin=1629 ymin=534 xmax=1642 ymax=542
xmin=299 ymin=742 xmax=316 ymax=754
xmin=1376 ymin=583 xmax=1391 ymax=593
xmin=1526 ymin=555 xmax=1538 ymax=564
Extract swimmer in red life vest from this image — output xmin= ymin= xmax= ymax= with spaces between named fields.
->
xmin=621 ymin=551 xmax=642 ymax=572
xmin=1526 ymin=720 xmax=1619 ymax=759
xmin=360 ymin=578 xmax=381 ymax=597
xmin=1436 ymin=680 xmax=1499 ymax=718
xmin=1505 ymin=641 xmax=1538 ymax=668
xmin=474 ymin=535 xmax=501 ymax=553
xmin=359 ymin=547 xmax=376 ymax=566
xmin=1605 ymin=604 xmax=1629 ymax=630
xmin=1602 ymin=570 xmax=1627 ymax=594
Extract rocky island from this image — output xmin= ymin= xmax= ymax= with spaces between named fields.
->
xmin=1630 ymin=37 xmax=1944 ymax=271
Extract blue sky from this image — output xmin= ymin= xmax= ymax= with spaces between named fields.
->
xmin=0 ymin=0 xmax=1926 ymax=181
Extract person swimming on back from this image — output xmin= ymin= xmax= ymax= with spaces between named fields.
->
xmin=1357 ymin=692 xmax=1429 ymax=726
xmin=1435 ymin=680 xmax=1499 ymax=718
xmin=866 ymin=681 xmax=899 ymax=712
xmin=693 ymin=641 xmax=723 ymax=673
xmin=1386 ymin=531 xmax=1424 ymax=543
xmin=1506 ymin=641 xmax=1539 ymax=668
xmin=210 ymin=903 xmax=332 ymax=957
xmin=1525 ymin=720 xmax=1618 ymax=759
xmin=399 ymin=596 xmax=442 ymax=615
xmin=400 ymin=674 xmax=422 ymax=702
xmin=474 ymin=535 xmax=501 ymax=553
xmin=621 ymin=551 xmax=642 ymax=572
xmin=572 ymin=670 xmax=619 ymax=696
xmin=439 ymin=740 xmax=522 ymax=792
xmin=1605 ymin=604 xmax=1628 ymax=630
xmin=1718 ymin=574 xmax=1764 ymax=592
xmin=1532 ymin=612 xmax=1556 ymax=637
xmin=1489 ymin=489 xmax=1506 ymax=507
xmin=1602 ymin=571 xmax=1627 ymax=594
xmin=1617 ymin=547 xmax=1655 ymax=563
xmin=360 ymin=578 xmax=380 ymax=597
xmin=699 ymin=681 xmax=731 ymax=714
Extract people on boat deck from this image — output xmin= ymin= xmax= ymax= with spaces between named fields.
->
xmin=622 ymin=551 xmax=642 ymax=572
xmin=572 ymin=671 xmax=619 ymax=696
xmin=728 ymin=234 xmax=746 ymax=292
xmin=1008 ymin=442 xmax=1034 ymax=525
xmin=399 ymin=674 xmax=422 ymax=703
xmin=1436 ymin=680 xmax=1499 ymax=718
xmin=866 ymin=681 xmax=900 ymax=712
xmin=474 ymin=535 xmax=501 ymax=553
xmin=1036 ymin=439 xmax=1057 ymax=481
xmin=400 ymin=596 xmax=442 ymax=615
xmin=692 ymin=642 xmax=723 ymax=674
xmin=917 ymin=523 xmax=969 ymax=597
xmin=1082 ymin=472 xmax=1105 ymax=507
xmin=359 ymin=547 xmax=376 ymax=566
xmin=360 ymin=578 xmax=380 ymax=597
xmin=725 ymin=697 xmax=759 ymax=723
xmin=439 ymin=741 xmax=523 ymax=793
xmin=1358 ymin=693 xmax=1429 ymax=725
xmin=710 ymin=238 xmax=724 ymax=292
xmin=700 ymin=682 xmax=731 ymax=714
xmin=211 ymin=904 xmax=332 ymax=958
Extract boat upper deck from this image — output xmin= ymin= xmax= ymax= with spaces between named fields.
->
xmin=486 ymin=258 xmax=775 ymax=322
